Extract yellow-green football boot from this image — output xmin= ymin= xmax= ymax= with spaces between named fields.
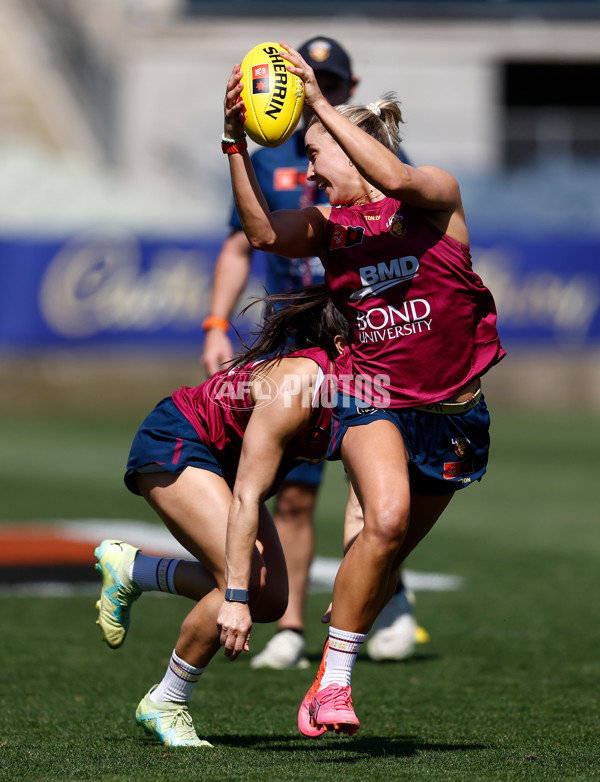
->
xmin=136 ymin=686 xmax=213 ymax=747
xmin=94 ymin=539 xmax=142 ymax=649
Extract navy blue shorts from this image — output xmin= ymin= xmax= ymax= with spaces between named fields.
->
xmin=124 ymin=397 xmax=224 ymax=496
xmin=282 ymin=459 xmax=325 ymax=487
xmin=328 ymin=393 xmax=491 ymax=496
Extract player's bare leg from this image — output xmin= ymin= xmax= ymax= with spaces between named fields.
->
xmin=111 ymin=468 xmax=288 ymax=747
xmin=301 ymin=420 xmax=410 ymax=736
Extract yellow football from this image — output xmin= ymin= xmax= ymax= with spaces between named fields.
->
xmin=239 ymin=42 xmax=305 ymax=147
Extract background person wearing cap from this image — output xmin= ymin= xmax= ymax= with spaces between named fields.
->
xmin=202 ymin=36 xmax=418 ymax=670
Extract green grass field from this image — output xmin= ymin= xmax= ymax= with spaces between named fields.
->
xmin=1 ymin=403 xmax=600 ymax=781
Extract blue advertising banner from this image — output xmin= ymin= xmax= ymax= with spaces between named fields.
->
xmin=0 ymin=230 xmax=265 ymax=350
xmin=1 ymin=229 xmax=599 ymax=350
xmin=471 ymin=233 xmax=600 ymax=350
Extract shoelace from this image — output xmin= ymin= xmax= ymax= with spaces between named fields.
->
xmin=319 ymin=685 xmax=352 ymax=709
xmin=168 ymin=708 xmax=197 ymax=741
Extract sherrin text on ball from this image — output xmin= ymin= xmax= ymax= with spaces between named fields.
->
xmin=239 ymin=42 xmax=304 ymax=147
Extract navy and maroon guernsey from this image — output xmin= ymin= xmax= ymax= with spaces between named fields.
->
xmin=171 ymin=347 xmax=334 ymax=496
xmin=324 ymin=198 xmax=505 ymax=407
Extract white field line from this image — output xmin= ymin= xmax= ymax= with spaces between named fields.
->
xmin=0 ymin=519 xmax=464 ymax=595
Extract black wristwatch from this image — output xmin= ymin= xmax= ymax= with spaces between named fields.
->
xmin=225 ymin=588 xmax=250 ymax=603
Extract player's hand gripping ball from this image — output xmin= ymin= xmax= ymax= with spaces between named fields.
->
xmin=239 ymin=42 xmax=304 ymax=147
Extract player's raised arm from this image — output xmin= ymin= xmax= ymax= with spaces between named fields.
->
xmin=222 ymin=65 xmax=327 ymax=262
xmin=281 ymin=42 xmax=462 ymax=217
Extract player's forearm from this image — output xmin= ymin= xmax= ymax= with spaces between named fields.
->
xmin=225 ymin=437 xmax=283 ymax=590
xmin=208 ymin=234 xmax=252 ymax=321
xmin=228 ymin=152 xmax=278 ymax=249
xmin=224 ymin=496 xmax=262 ymax=591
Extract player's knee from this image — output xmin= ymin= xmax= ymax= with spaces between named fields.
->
xmin=249 ymin=555 xmax=288 ymax=622
xmin=251 ymin=585 xmax=289 ymax=623
xmin=364 ymin=500 xmax=410 ymax=555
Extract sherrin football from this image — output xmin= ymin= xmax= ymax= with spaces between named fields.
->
xmin=239 ymin=42 xmax=305 ymax=147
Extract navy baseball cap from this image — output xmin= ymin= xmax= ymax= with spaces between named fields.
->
xmin=298 ymin=37 xmax=353 ymax=82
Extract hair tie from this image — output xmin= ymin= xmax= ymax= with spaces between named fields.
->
xmin=366 ymin=102 xmax=381 ymax=117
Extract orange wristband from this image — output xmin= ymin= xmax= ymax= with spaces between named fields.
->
xmin=202 ymin=315 xmax=229 ymax=332
xmin=221 ymin=138 xmax=248 ymax=155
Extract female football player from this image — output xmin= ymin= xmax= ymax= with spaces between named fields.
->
xmin=219 ymin=42 xmax=505 ymax=737
xmin=94 ymin=286 xmax=349 ymax=746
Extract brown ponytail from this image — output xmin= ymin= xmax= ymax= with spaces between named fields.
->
xmin=232 ymin=284 xmax=348 ymax=367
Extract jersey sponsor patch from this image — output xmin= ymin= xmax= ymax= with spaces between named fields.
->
xmin=349 ymin=256 xmax=419 ymax=301
xmin=330 ymin=225 xmax=365 ymax=250
xmin=443 ymin=458 xmax=474 ymax=480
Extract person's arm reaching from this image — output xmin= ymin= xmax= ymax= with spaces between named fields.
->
xmin=202 ymin=229 xmax=252 ymax=376
xmin=217 ymin=357 xmax=319 ymax=660
xmin=223 ymin=64 xmax=327 ymax=262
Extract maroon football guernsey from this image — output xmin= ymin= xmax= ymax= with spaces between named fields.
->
xmin=171 ymin=347 xmax=334 ymax=495
xmin=324 ymin=197 xmax=505 ymax=407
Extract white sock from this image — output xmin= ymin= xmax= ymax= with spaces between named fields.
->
xmin=130 ymin=552 xmax=180 ymax=594
xmin=150 ymin=649 xmax=205 ymax=703
xmin=320 ymin=626 xmax=367 ymax=688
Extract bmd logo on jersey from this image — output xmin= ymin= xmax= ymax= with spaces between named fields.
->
xmin=330 ymin=225 xmax=365 ymax=251
xmin=349 ymin=256 xmax=419 ymax=301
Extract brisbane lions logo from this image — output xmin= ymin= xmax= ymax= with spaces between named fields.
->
xmin=389 ymin=213 xmax=406 ymax=238
xmin=452 ymin=437 xmax=471 ymax=457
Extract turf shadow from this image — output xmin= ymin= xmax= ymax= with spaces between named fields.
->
xmin=205 ymin=733 xmax=488 ymax=759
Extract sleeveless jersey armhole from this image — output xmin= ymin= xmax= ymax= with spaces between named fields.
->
xmin=311 ymin=366 xmax=325 ymax=409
